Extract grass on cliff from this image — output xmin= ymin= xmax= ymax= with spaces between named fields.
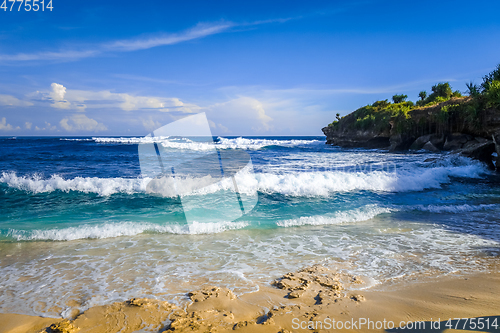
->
xmin=329 ymin=64 xmax=500 ymax=136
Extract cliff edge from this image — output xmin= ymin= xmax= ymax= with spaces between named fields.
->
xmin=322 ymin=65 xmax=500 ymax=170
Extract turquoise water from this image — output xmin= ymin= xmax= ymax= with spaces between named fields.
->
xmin=1 ymin=136 xmax=499 ymax=317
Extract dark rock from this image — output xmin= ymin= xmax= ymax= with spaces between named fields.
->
xmin=459 ymin=141 xmax=495 ymax=169
xmin=424 ymin=158 xmax=438 ymax=163
xmin=443 ymin=133 xmax=474 ymax=151
xmin=410 ymin=135 xmax=432 ymax=150
xmin=475 ymin=137 xmax=490 ymax=144
xmin=410 ymin=134 xmax=445 ymax=150
xmin=422 ymin=141 xmax=439 ymax=152
xmin=322 ymin=126 xmax=390 ymax=148
xmin=463 ymin=139 xmax=482 ymax=149
xmin=493 ymin=133 xmax=500 ymax=171
xmin=389 ymin=134 xmax=415 ymax=151
xmin=364 ymin=137 xmax=390 ymax=149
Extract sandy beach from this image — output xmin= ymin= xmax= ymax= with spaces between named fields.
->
xmin=1 ymin=260 xmax=499 ymax=333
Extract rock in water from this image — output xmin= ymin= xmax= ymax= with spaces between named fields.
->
xmin=460 ymin=141 xmax=496 ymax=169
xmin=422 ymin=141 xmax=440 ymax=152
xmin=443 ymin=133 xmax=474 ymax=151
xmin=410 ymin=134 xmax=444 ymax=150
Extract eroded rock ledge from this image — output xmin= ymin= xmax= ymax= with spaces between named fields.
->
xmin=38 ymin=265 xmax=366 ymax=333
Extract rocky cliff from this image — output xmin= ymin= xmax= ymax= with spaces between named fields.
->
xmin=322 ymin=97 xmax=500 ymax=171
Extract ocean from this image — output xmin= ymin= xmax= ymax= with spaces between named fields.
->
xmin=1 ymin=136 xmax=499 ymax=318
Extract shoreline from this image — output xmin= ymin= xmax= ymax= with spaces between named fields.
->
xmin=1 ymin=263 xmax=499 ymax=333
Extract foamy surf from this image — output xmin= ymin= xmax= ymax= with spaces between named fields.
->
xmin=61 ymin=136 xmax=319 ymax=150
xmin=6 ymin=221 xmax=250 ymax=241
xmin=276 ymin=205 xmax=394 ymax=227
xmin=0 ymin=158 xmax=488 ymax=197
xmin=411 ymin=203 xmax=498 ymax=213
xmin=0 ymin=172 xmax=150 ymax=196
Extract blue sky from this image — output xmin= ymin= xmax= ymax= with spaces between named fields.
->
xmin=0 ymin=0 xmax=499 ymax=136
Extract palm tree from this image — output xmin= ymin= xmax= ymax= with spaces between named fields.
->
xmin=418 ymin=91 xmax=427 ymax=101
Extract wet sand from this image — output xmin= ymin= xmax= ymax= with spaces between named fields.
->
xmin=1 ymin=263 xmax=499 ymax=333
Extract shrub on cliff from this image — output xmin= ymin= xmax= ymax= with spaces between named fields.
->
xmin=372 ymin=99 xmax=390 ymax=108
xmin=392 ymin=94 xmax=408 ymax=103
xmin=416 ymin=82 xmax=455 ymax=106
xmin=481 ymin=64 xmax=500 ymax=92
xmin=486 ymin=80 xmax=500 ymax=108
xmin=466 ymin=82 xmax=481 ymax=97
xmin=432 ymin=82 xmax=453 ymax=98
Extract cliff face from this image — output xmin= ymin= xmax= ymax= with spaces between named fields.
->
xmin=322 ymin=125 xmax=390 ymax=148
xmin=322 ymin=98 xmax=500 ymax=170
xmin=322 ymin=106 xmax=391 ymax=148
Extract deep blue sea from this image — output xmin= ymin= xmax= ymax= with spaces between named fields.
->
xmin=1 ymin=136 xmax=500 ymax=318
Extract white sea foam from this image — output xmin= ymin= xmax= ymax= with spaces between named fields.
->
xmin=60 ymin=138 xmax=93 ymax=141
xmin=7 ymin=221 xmax=250 ymax=241
xmin=412 ymin=203 xmax=498 ymax=213
xmin=64 ymin=136 xmax=319 ymax=150
xmin=0 ymin=172 xmax=150 ymax=196
xmin=254 ymin=164 xmax=485 ymax=196
xmin=7 ymin=202 xmax=496 ymax=241
xmin=277 ymin=205 xmax=393 ymax=227
xmin=216 ymin=137 xmax=318 ymax=150
xmin=0 ymin=156 xmax=487 ymax=197
xmin=93 ymin=136 xmax=172 ymax=144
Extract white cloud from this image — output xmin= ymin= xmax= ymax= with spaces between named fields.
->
xmin=208 ymin=119 xmax=229 ymax=133
xmin=50 ymin=83 xmax=67 ymax=101
xmin=59 ymin=114 xmax=107 ymax=132
xmin=206 ymin=96 xmax=273 ymax=133
xmin=0 ymin=50 xmax=99 ymax=62
xmin=141 ymin=116 xmax=162 ymax=132
xmin=49 ymin=83 xmax=76 ymax=110
xmin=0 ymin=117 xmax=19 ymax=131
xmin=35 ymin=122 xmax=57 ymax=131
xmin=0 ymin=94 xmax=33 ymax=107
xmin=25 ymin=122 xmax=32 ymax=129
xmin=41 ymin=83 xmax=195 ymax=112
xmin=106 ymin=22 xmax=234 ymax=52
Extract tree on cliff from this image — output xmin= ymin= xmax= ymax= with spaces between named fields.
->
xmin=431 ymin=82 xmax=452 ymax=99
xmin=392 ymin=94 xmax=408 ymax=103
xmin=418 ymin=91 xmax=427 ymax=101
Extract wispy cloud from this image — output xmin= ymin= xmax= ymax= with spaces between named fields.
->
xmin=220 ymin=77 xmax=461 ymax=97
xmin=0 ymin=22 xmax=232 ymax=62
xmin=0 ymin=50 xmax=99 ymax=62
xmin=0 ymin=94 xmax=33 ymax=106
xmin=105 ymin=22 xmax=234 ymax=52
xmin=0 ymin=18 xmax=282 ymax=63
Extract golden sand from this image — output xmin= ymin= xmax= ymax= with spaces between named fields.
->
xmin=1 ymin=264 xmax=499 ymax=333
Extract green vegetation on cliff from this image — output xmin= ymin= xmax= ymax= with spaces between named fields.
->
xmin=328 ymin=64 xmax=500 ymax=138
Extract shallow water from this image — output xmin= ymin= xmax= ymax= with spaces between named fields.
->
xmin=0 ymin=136 xmax=499 ymax=318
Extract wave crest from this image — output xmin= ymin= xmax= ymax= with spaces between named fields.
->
xmin=0 ymin=157 xmax=487 ymax=197
xmin=62 ymin=136 xmax=319 ymax=150
xmin=277 ymin=205 xmax=393 ymax=227
xmin=6 ymin=221 xmax=250 ymax=241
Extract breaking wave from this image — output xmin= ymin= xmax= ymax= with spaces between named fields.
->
xmin=277 ymin=205 xmax=393 ymax=227
xmin=0 ymin=157 xmax=487 ymax=197
xmin=6 ymin=221 xmax=250 ymax=241
xmin=62 ymin=136 xmax=319 ymax=150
